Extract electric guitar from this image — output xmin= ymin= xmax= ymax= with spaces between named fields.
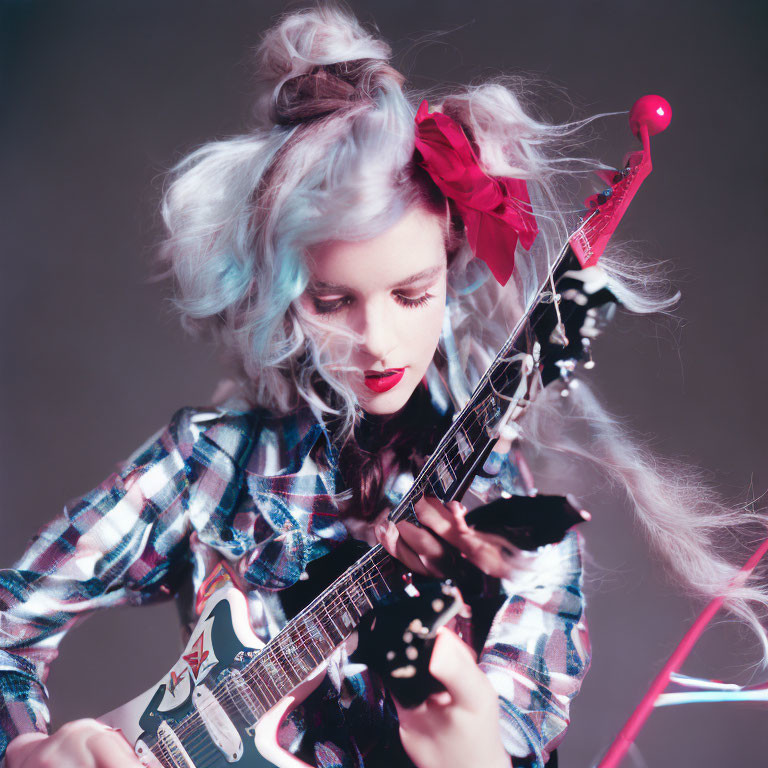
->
xmin=98 ymin=96 xmax=669 ymax=768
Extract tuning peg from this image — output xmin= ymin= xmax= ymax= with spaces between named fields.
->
xmin=555 ymin=359 xmax=577 ymax=397
xmin=582 ymin=337 xmax=595 ymax=369
xmin=629 ymin=95 xmax=672 ymax=138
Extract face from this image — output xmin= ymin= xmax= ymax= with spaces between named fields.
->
xmin=302 ymin=205 xmax=448 ymax=416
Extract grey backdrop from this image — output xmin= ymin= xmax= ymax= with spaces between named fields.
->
xmin=2 ymin=1 xmax=767 ymax=766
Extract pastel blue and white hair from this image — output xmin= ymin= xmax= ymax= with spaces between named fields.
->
xmin=158 ymin=5 xmax=768 ymax=657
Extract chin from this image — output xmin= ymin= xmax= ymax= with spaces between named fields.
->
xmin=358 ymin=376 xmax=418 ymax=416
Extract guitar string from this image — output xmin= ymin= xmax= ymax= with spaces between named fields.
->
xmin=383 ymin=213 xmax=591 ymax=536
xmin=149 ymin=737 xmax=174 ymax=768
xmin=153 ymin=422 xmax=483 ymax=748
xmin=146 ymin=345 xmax=559 ymax=761
xmin=166 ymin=568 xmax=398 ymax=768
xmin=163 ymin=561 xmax=396 ymax=755
xmin=141 ymin=392 xmax=518 ymax=760
xmin=158 ymin=402 xmax=506 ymax=741
xmin=174 ymin=560 xmax=389 ymax=728
xmin=141 ymin=377 xmax=526 ymax=762
xmin=176 ymin=549 xmax=428 ymax=766
xmin=183 ymin=534 xmax=469 ymax=768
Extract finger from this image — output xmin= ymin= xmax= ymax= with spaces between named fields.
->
xmin=396 ymin=520 xmax=448 ymax=561
xmin=428 ymin=627 xmax=484 ymax=709
xmin=88 ymin=730 xmax=142 ymax=767
xmin=375 ymin=521 xmax=433 ymax=576
xmin=414 ymin=498 xmax=462 ymax=541
xmin=392 ymin=691 xmax=451 ymax=732
xmin=418 ymin=499 xmax=517 ymax=577
xmin=396 ymin=521 xmax=462 ymax=578
xmin=447 ymin=500 xmax=472 ymax=534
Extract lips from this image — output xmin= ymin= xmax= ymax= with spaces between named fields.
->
xmin=364 ymin=367 xmax=405 ymax=393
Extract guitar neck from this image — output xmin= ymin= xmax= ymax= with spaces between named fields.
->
xmin=391 ymin=236 xmax=584 ymax=517
xmin=234 ymin=544 xmax=397 ymax=717
xmin=237 ymin=239 xmax=587 ymax=714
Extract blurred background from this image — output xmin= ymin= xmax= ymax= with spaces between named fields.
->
xmin=2 ymin=1 xmax=767 ymax=765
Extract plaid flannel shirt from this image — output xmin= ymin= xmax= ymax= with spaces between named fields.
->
xmin=0 ymin=364 xmax=590 ymax=766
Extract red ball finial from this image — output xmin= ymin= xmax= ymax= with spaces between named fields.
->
xmin=629 ymin=95 xmax=672 ymax=138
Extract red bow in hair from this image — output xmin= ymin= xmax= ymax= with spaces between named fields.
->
xmin=413 ymin=99 xmax=538 ymax=286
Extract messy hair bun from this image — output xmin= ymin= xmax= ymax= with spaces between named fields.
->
xmin=272 ymin=59 xmax=405 ymax=125
xmin=254 ymin=6 xmax=405 ymax=127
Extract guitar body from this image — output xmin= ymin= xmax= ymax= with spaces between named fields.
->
xmin=99 ymin=583 xmax=327 ymax=768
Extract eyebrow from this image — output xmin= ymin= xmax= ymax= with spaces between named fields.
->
xmin=308 ymin=264 xmax=445 ymax=294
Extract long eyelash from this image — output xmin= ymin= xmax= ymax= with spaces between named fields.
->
xmin=312 ymin=297 xmax=351 ymax=315
xmin=313 ymin=292 xmax=434 ymax=315
xmin=395 ymin=292 xmax=434 ymax=308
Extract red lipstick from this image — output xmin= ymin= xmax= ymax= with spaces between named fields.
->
xmin=364 ymin=368 xmax=405 ymax=393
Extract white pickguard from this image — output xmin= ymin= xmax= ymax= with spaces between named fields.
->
xmin=99 ymin=582 xmax=343 ymax=768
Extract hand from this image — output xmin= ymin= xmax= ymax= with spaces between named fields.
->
xmin=393 ymin=627 xmax=510 ymax=768
xmin=5 ymin=719 xmax=141 ymax=768
xmin=375 ymin=496 xmax=517 ymax=579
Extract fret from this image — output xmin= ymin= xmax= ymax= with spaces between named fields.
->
xmin=472 ymin=395 xmax=498 ymax=433
xmin=261 ymin=649 xmax=295 ymax=691
xmin=226 ymin=669 xmax=264 ymax=721
xmin=276 ymin=633 xmax=313 ymax=679
xmin=454 ymin=425 xmax=473 ymax=462
xmin=434 ymin=457 xmax=455 ymax=493
xmin=370 ymin=559 xmax=393 ymax=596
xmin=259 ymin=646 xmax=287 ymax=689
xmin=303 ymin=611 xmax=335 ymax=652
xmin=324 ymin=590 xmax=354 ymax=639
xmin=247 ymin=664 xmax=278 ymax=708
xmin=276 ymin=645 xmax=303 ymax=687
xmin=347 ymin=579 xmax=373 ymax=614
xmin=335 ymin=577 xmax=362 ymax=622
xmin=317 ymin=602 xmax=345 ymax=646
xmin=334 ymin=599 xmax=357 ymax=631
xmin=460 ymin=409 xmax=484 ymax=444
xmin=294 ymin=617 xmax=322 ymax=665
xmin=364 ymin=568 xmax=387 ymax=601
xmin=423 ymin=475 xmax=443 ymax=499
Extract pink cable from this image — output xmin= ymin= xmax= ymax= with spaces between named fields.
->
xmin=596 ymin=532 xmax=768 ymax=768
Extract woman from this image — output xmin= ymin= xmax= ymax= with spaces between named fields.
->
xmin=2 ymin=5 xmax=766 ymax=768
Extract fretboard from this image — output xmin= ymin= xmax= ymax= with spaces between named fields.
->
xmin=236 ymin=545 xmax=399 ymax=716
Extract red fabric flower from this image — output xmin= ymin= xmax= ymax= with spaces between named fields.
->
xmin=413 ymin=99 xmax=538 ymax=286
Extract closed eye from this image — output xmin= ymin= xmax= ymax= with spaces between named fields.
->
xmin=311 ymin=296 xmax=352 ymax=315
xmin=310 ymin=291 xmax=435 ymax=315
xmin=394 ymin=292 xmax=434 ymax=308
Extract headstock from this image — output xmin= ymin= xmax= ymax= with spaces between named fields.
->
xmin=530 ymin=95 xmax=672 ymax=392
xmin=570 ymin=94 xmax=672 ymax=268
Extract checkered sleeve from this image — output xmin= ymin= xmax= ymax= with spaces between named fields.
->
xmin=479 ymin=531 xmax=590 ymax=767
xmin=0 ymin=407 xmax=203 ymax=759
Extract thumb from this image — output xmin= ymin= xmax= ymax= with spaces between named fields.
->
xmin=428 ymin=627 xmax=482 ymax=708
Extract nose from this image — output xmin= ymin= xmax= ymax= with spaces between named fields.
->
xmin=358 ymin=299 xmax=396 ymax=363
